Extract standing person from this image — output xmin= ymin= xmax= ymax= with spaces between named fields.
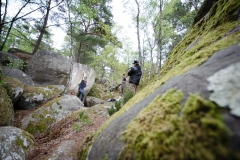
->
xmin=128 ymin=60 xmax=142 ymax=94
xmin=121 ymin=74 xmax=127 ymax=96
xmin=78 ymin=77 xmax=87 ymax=102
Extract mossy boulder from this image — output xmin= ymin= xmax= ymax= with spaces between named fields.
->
xmin=0 ymin=126 xmax=36 ymax=160
xmin=0 ymin=65 xmax=2 ymax=77
xmin=27 ymin=50 xmax=71 ymax=86
xmin=21 ymin=95 xmax=83 ymax=136
xmin=2 ymin=66 xmax=34 ymax=86
xmin=87 ymin=84 xmax=101 ymax=99
xmin=15 ymin=85 xmax=65 ymax=110
xmin=3 ymin=76 xmax=24 ymax=104
xmin=0 ymin=86 xmax=14 ymax=126
xmin=84 ymin=0 xmax=240 ymax=159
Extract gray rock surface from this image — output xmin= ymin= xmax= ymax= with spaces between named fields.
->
xmin=3 ymin=76 xmax=24 ymax=105
xmin=2 ymin=66 xmax=34 ymax=86
xmin=68 ymin=62 xmax=95 ymax=97
xmin=15 ymin=85 xmax=65 ymax=110
xmin=27 ymin=50 xmax=71 ymax=86
xmin=87 ymin=43 xmax=240 ymax=160
xmin=48 ymin=140 xmax=75 ymax=160
xmin=0 ymin=126 xmax=35 ymax=160
xmin=85 ymin=96 xmax=105 ymax=107
xmin=21 ymin=95 xmax=83 ymax=135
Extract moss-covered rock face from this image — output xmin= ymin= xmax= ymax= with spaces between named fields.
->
xmin=88 ymin=84 xmax=101 ymax=99
xmin=3 ymin=76 xmax=24 ymax=104
xmin=0 ymin=65 xmax=2 ymax=77
xmin=0 ymin=86 xmax=14 ymax=126
xmin=119 ymin=89 xmax=239 ymax=160
xmin=15 ymin=85 xmax=65 ymax=110
xmin=21 ymin=95 xmax=83 ymax=136
xmin=85 ymin=0 xmax=240 ymax=160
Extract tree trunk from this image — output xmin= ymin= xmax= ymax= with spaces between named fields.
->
xmin=155 ymin=0 xmax=163 ymax=74
xmin=135 ymin=0 xmax=142 ymax=66
xmin=32 ymin=0 xmax=51 ymax=54
xmin=77 ymin=42 xmax=82 ymax=63
xmin=0 ymin=0 xmax=30 ymax=51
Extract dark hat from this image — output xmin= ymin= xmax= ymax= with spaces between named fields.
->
xmin=132 ymin=60 xmax=139 ymax=64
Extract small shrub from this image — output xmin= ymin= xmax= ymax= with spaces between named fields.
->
xmin=73 ymin=124 xmax=82 ymax=132
xmin=107 ymin=107 xmax=116 ymax=116
xmin=107 ymin=101 xmax=122 ymax=116
xmin=79 ymin=111 xmax=90 ymax=124
xmin=123 ymin=88 xmax=134 ymax=104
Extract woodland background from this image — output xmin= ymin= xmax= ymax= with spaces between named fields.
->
xmin=0 ymin=0 xmax=203 ymax=86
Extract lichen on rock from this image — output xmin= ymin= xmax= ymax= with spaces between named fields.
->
xmin=0 ymin=126 xmax=36 ymax=160
xmin=207 ymin=62 xmax=240 ymax=117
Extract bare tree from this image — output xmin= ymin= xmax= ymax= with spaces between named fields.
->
xmin=0 ymin=0 xmax=41 ymax=50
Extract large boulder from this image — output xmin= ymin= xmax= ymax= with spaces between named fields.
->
xmin=85 ymin=96 xmax=105 ymax=107
xmin=0 ymin=126 xmax=36 ymax=160
xmin=2 ymin=66 xmax=34 ymax=86
xmin=84 ymin=0 xmax=240 ymax=160
xmin=3 ymin=76 xmax=24 ymax=104
xmin=21 ymin=95 xmax=83 ymax=136
xmin=27 ymin=50 xmax=71 ymax=86
xmin=15 ymin=85 xmax=65 ymax=110
xmin=0 ymin=86 xmax=14 ymax=126
xmin=68 ymin=63 xmax=95 ymax=96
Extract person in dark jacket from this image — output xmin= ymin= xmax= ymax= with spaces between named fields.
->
xmin=78 ymin=77 xmax=87 ymax=102
xmin=128 ymin=60 xmax=142 ymax=94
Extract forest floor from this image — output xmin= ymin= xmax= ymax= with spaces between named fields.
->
xmin=14 ymin=91 xmax=120 ymax=160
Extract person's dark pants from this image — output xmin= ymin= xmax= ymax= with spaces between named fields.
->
xmin=78 ymin=89 xmax=85 ymax=101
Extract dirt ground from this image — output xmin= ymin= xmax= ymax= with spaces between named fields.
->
xmin=14 ymin=105 xmax=109 ymax=160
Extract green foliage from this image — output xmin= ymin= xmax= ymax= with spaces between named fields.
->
xmin=107 ymin=101 xmax=122 ymax=116
xmin=73 ymin=111 xmax=91 ymax=132
xmin=0 ymin=56 xmax=26 ymax=86
xmin=79 ymin=111 xmax=90 ymax=124
xmin=73 ymin=124 xmax=82 ymax=132
xmin=7 ymin=56 xmax=26 ymax=68
xmin=123 ymin=88 xmax=134 ymax=104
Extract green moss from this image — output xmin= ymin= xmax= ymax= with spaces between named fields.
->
xmin=119 ymin=90 xmax=239 ymax=160
xmin=23 ymin=86 xmax=58 ymax=100
xmin=47 ymin=85 xmax=64 ymax=95
xmin=16 ymin=136 xmax=24 ymax=148
xmin=81 ymin=0 xmax=240 ymax=158
xmin=25 ymin=99 xmax=61 ymax=135
xmin=3 ymin=76 xmax=23 ymax=101
xmin=26 ymin=112 xmax=56 ymax=135
xmin=77 ymin=132 xmax=95 ymax=160
xmin=16 ymin=130 xmax=36 ymax=151
xmin=0 ymin=86 xmax=14 ymax=126
xmin=88 ymin=84 xmax=101 ymax=98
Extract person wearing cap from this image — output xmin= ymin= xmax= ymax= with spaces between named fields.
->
xmin=127 ymin=60 xmax=142 ymax=94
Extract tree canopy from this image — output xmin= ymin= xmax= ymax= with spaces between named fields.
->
xmin=0 ymin=0 xmax=204 ymax=85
